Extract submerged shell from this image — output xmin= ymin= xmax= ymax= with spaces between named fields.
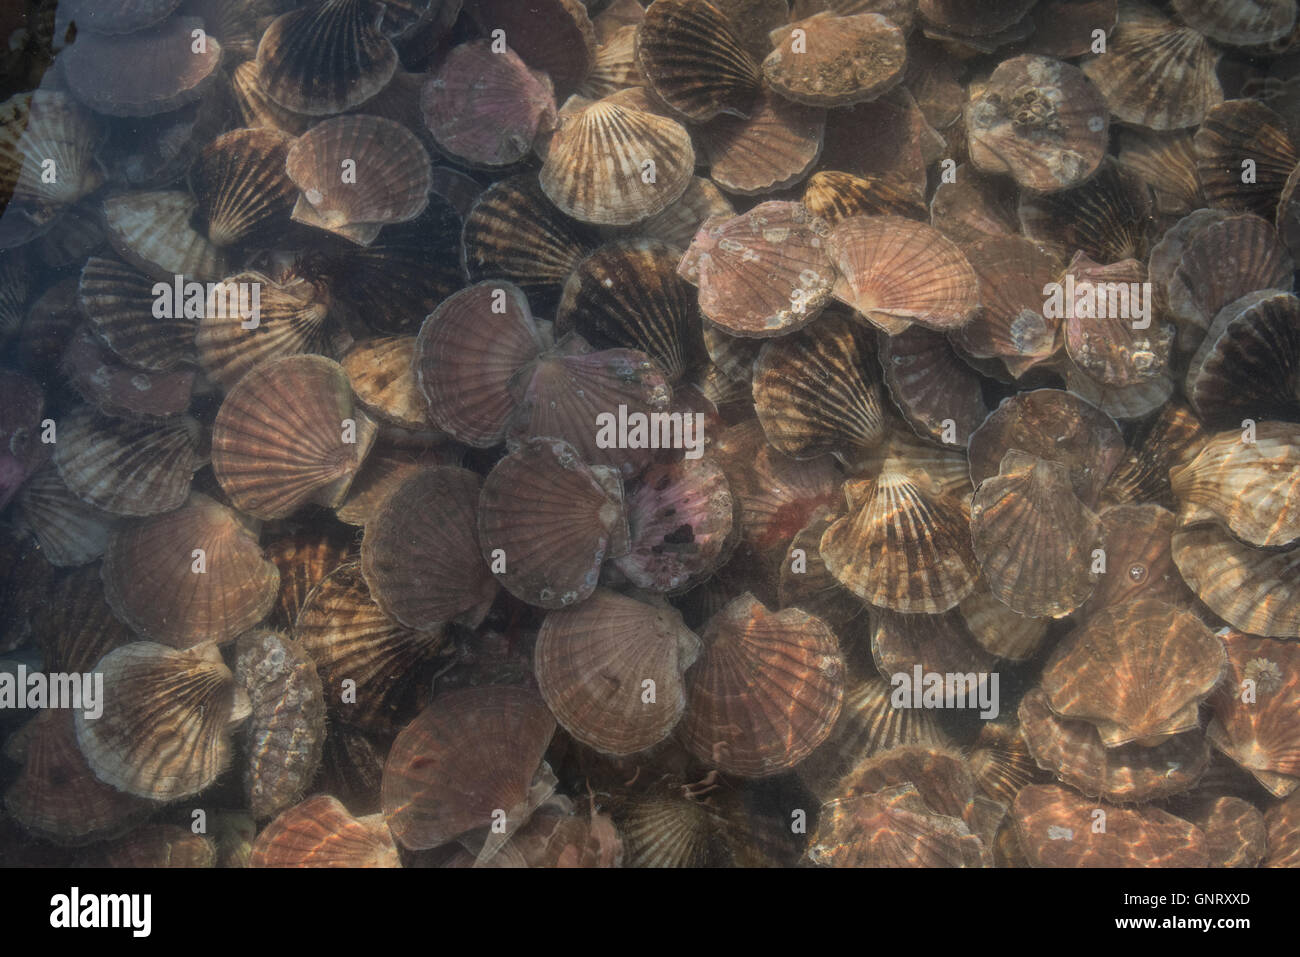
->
xmin=250 ymin=795 xmax=399 ymax=867
xmin=1173 ymin=0 xmax=1296 ymax=46
xmin=1018 ymin=159 xmax=1154 ymax=264
xmin=956 ymin=235 xmax=1062 ymax=373
xmin=696 ymin=87 xmax=827 ymax=197
xmin=1195 ymin=99 xmax=1299 ymax=219
xmin=763 ymin=13 xmax=907 ymax=107
xmin=1173 ymin=523 xmax=1300 ymax=638
xmin=0 ymin=90 xmax=103 ymax=208
xmin=536 ymin=590 xmax=701 ymax=755
xmin=809 ymin=784 xmax=988 ymax=868
xmin=804 ymin=170 xmax=929 ymax=224
xmin=101 ymin=495 xmax=280 ymax=648
xmin=1208 ymin=631 xmax=1300 ymax=797
xmin=211 ymin=355 xmax=378 ymax=520
xmin=191 ymin=127 xmax=297 ymax=248
xmin=1186 ymin=290 xmax=1300 ymax=425
xmin=680 ymin=594 xmax=844 ymax=777
xmin=102 ymin=191 xmax=227 ymax=282
xmin=78 ymin=256 xmax=196 ymax=372
xmin=465 ymin=0 xmax=597 ymax=99
xmin=880 ymin=326 xmax=990 ymax=448
xmin=14 ymin=466 xmax=115 ymax=568
xmin=1184 ymin=796 xmax=1268 ymax=869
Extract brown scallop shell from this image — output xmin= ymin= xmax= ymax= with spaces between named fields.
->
xmin=959 ymin=585 xmax=1051 ymax=661
xmin=101 ymin=494 xmax=279 ymax=647
xmin=829 ymin=215 xmax=978 ymax=334
xmin=1100 ymin=402 xmax=1205 ymax=509
xmin=955 ymin=235 xmax=1063 ymax=374
xmin=1117 ymin=128 xmax=1205 ymax=216
xmin=211 ymin=355 xmax=378 ymax=520
xmin=250 ymin=795 xmax=399 ymax=867
xmin=966 ymin=55 xmax=1109 ymax=193
xmin=1042 ymin=599 xmax=1227 ymax=747
xmin=634 ymin=0 xmax=762 ymax=122
xmin=763 ymin=13 xmax=906 ymax=107
xmin=535 ymin=589 xmax=701 ymax=755
xmin=970 ymin=716 xmax=1049 ymax=806
xmin=230 ymin=60 xmax=312 ymax=136
xmin=641 ymin=176 xmax=735 ymax=249
xmin=61 ymin=16 xmax=222 ymax=117
xmin=54 ymin=407 xmax=199 ymax=517
xmin=696 ymin=86 xmax=826 ymax=197
xmin=804 ymin=170 xmax=929 ymax=224
xmin=294 ymin=561 xmax=447 ymax=735
xmin=191 ymin=127 xmax=296 ymax=248
xmin=680 ymin=201 xmax=836 ymax=338
xmin=1081 ymin=1 xmax=1222 ymax=130
xmin=880 ymin=325 xmax=991 ymax=448
xmin=339 ymin=337 xmax=430 ymax=431
xmin=869 ymin=607 xmax=995 ymax=684
xmin=32 ymin=565 xmax=132 ymax=676
xmin=265 ymin=531 xmax=352 ymax=630
xmin=478 ymin=437 xmax=628 ymax=609
xmin=102 ymin=190 xmax=228 ymax=282
xmin=1013 ymin=784 xmax=1209 ymax=867
xmin=75 ymin=641 xmax=243 ymax=801
xmin=0 ymin=90 xmax=103 ymax=208
xmin=1208 ymin=631 xmax=1300 ymax=797
xmin=1195 ymin=99 xmax=1299 ymax=219
xmin=680 ymin=593 xmax=844 ymax=777
xmin=1183 ymin=796 xmax=1268 ymax=868
xmin=382 ymin=685 xmax=557 ymax=851
xmin=752 ymin=312 xmax=886 ymax=461
xmin=1079 ymin=505 xmax=1193 ymax=621
xmin=1173 ymin=522 xmax=1300 ymax=638
xmin=1060 ymin=253 xmax=1171 ymax=388
xmin=1186 ymin=290 xmax=1300 ymax=425
xmin=809 ymin=784 xmax=989 ymax=868
xmin=611 ymin=790 xmax=738 ymax=867
xmin=465 ymin=0 xmax=597 ymax=98
xmin=235 ymin=630 xmax=326 ymax=821
xmin=779 ymin=509 xmax=868 ymax=635
xmin=77 ymin=256 xmax=195 ymax=372
xmin=822 ymin=464 xmax=980 ymax=614
xmin=579 ymin=25 xmax=644 ymax=100
xmin=1018 ymin=159 xmax=1154 ymax=264
xmin=929 ymin=165 xmax=1022 ymax=247
xmin=1173 ymin=0 xmax=1296 ymax=45
xmin=255 ymin=0 xmax=397 ymax=116
xmin=14 ymin=466 xmax=115 ymax=568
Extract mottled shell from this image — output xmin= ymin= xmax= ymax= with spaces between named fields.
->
xmin=763 ymin=13 xmax=906 ymax=107
xmin=680 ymin=594 xmax=844 ymax=777
xmin=955 ymin=235 xmax=1062 ymax=373
xmin=0 ymin=90 xmax=103 ymax=207
xmin=265 ymin=531 xmax=352 ymax=631
xmin=1195 ymin=99 xmax=1299 ymax=219
xmin=341 ymin=337 xmax=431 ymax=431
xmin=880 ymin=326 xmax=991 ymax=448
xmin=1172 ymin=523 xmax=1300 ymax=638
xmin=809 ymin=784 xmax=988 ymax=868
xmin=804 ymin=170 xmax=929 ymax=224
xmin=1208 ymin=631 xmax=1300 ymax=797
xmin=250 ymin=795 xmax=400 ymax=867
xmin=191 ymin=127 xmax=297 ymax=248
xmin=1185 ymin=796 xmax=1268 ymax=869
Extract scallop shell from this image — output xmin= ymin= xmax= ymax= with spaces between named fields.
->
xmin=1099 ymin=401 xmax=1205 ymax=509
xmin=255 ymin=0 xmax=398 ymax=116
xmin=478 ymin=437 xmax=628 ymax=609
xmin=1173 ymin=522 xmax=1300 ymax=638
xmin=779 ymin=509 xmax=868 ymax=634
xmin=265 ymin=530 xmax=352 ymax=630
xmin=640 ymin=176 xmax=735 ymax=249
xmin=803 ymin=170 xmax=929 ymax=224
xmin=1079 ymin=504 xmax=1193 ymax=619
xmin=1117 ymin=128 xmax=1205 ymax=216
xmin=880 ymin=325 xmax=991 ymax=448
xmin=959 ymin=584 xmax=1051 ymax=661
xmin=1185 ymin=290 xmax=1300 ymax=425
xmin=61 ymin=328 xmax=196 ymax=420
xmin=634 ymin=0 xmax=762 ymax=122
xmin=341 ymin=337 xmax=431 ymax=430
xmin=955 ymin=235 xmax=1062 ymax=372
xmin=230 ymin=59 xmax=313 ymax=136
xmin=680 ymin=593 xmax=844 ymax=777
xmin=0 ymin=90 xmax=103 ymax=208
xmin=578 ymin=24 xmax=644 ymax=100
xmin=1208 ymin=631 xmax=1300 ymax=797
xmin=211 ymin=355 xmax=379 ymax=520
xmin=809 ymin=784 xmax=988 ymax=868
xmin=1184 ymin=796 xmax=1268 ymax=869
xmin=101 ymin=495 xmax=279 ymax=647
xmin=929 ymin=164 xmax=1021 ymax=246
xmin=286 ymin=116 xmax=432 ymax=245
xmin=14 ymin=466 xmax=115 ymax=568
xmin=1018 ymin=158 xmax=1153 ymax=264
xmin=191 ymin=127 xmax=297 ymax=248
xmin=250 ymin=795 xmax=399 ymax=867
xmin=540 ymin=93 xmax=694 ymax=226
xmin=969 ymin=717 xmax=1047 ymax=807
xmin=78 ymin=256 xmax=196 ymax=372
xmin=829 ymin=215 xmax=978 ymax=334
xmin=61 ymin=16 xmax=223 ymax=117
xmin=102 ymin=191 xmax=228 ymax=282
xmin=680 ymin=201 xmax=836 ymax=338
xmin=696 ymin=86 xmax=827 ymax=197
xmin=32 ymin=565 xmax=132 ymax=675
xmin=1195 ymin=99 xmax=1299 ymax=219
xmin=54 ymin=407 xmax=199 ymax=517
xmin=1061 ymin=253 xmax=1171 ymax=387
xmin=535 ymin=589 xmax=701 ymax=755
xmin=1081 ymin=0 xmax=1222 ymax=130
xmin=381 ymin=685 xmax=557 ymax=851
xmin=870 ymin=606 xmax=996 ymax=682
xmin=465 ymin=0 xmax=597 ymax=98
xmin=294 ymin=562 xmax=447 ymax=735
xmin=95 ymin=824 xmax=216 ymax=868
xmin=763 ymin=13 xmax=907 ymax=107
xmin=75 ymin=641 xmax=243 ymax=801
xmin=612 ymin=792 xmax=737 ymax=867
xmin=1173 ymin=0 xmax=1297 ymax=47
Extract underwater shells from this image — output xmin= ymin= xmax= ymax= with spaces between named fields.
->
xmin=695 ymin=87 xmax=826 ymax=197
xmin=0 ymin=90 xmax=103 ymax=208
xmin=286 ymin=116 xmax=431 ymax=246
xmin=763 ymin=13 xmax=907 ymax=107
xmin=191 ymin=127 xmax=297 ymax=248
xmin=211 ymin=355 xmax=378 ymax=520
xmin=250 ymin=795 xmax=399 ymax=868
xmin=256 ymin=0 xmax=398 ymax=116
xmin=1195 ymin=99 xmax=1299 ymax=219
xmin=78 ymin=256 xmax=195 ymax=372
xmin=680 ymin=201 xmax=836 ymax=338
xmin=965 ymin=55 xmax=1109 ymax=193
xmin=382 ymin=685 xmax=557 ymax=851
xmin=13 ymin=466 xmax=115 ymax=568
xmin=955 ymin=235 xmax=1062 ymax=374
xmin=101 ymin=494 xmax=280 ymax=648
xmin=360 ymin=467 xmax=498 ymax=631
xmin=1173 ymin=523 xmax=1300 ymax=638
xmin=478 ymin=438 xmax=628 ymax=609
xmin=1185 ymin=290 xmax=1300 ymax=425
xmin=102 ymin=191 xmax=228 ymax=282
xmin=809 ymin=784 xmax=988 ymax=868
xmin=879 ymin=326 xmax=990 ymax=448
xmin=1061 ymin=254 xmax=1171 ymax=388
xmin=75 ymin=642 xmax=244 ymax=801
xmin=540 ymin=92 xmax=693 ymax=226
xmin=535 ymin=589 xmax=701 ymax=755
xmin=1172 ymin=0 xmax=1296 ymax=46
xmin=341 ymin=337 xmax=430 ymax=430
xmin=1208 ymin=632 xmax=1300 ymax=797
xmin=465 ymin=0 xmax=597 ymax=99
xmin=829 ymin=215 xmax=978 ymax=334
xmin=680 ymin=594 xmax=844 ymax=778
xmin=803 ymin=170 xmax=928 ymax=224
xmin=1018 ymin=158 xmax=1154 ymax=264
xmin=1042 ymin=599 xmax=1226 ymax=747
xmin=60 ymin=16 xmax=223 ymax=117
xmin=1185 ymin=796 xmax=1267 ymax=869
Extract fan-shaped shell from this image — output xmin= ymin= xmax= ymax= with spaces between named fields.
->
xmin=698 ymin=87 xmax=827 ymax=197
xmin=0 ymin=90 xmax=103 ymax=207
xmin=14 ymin=466 xmax=115 ymax=568
xmin=102 ymin=191 xmax=228 ymax=282
xmin=1186 ymin=290 xmax=1300 ymax=425
xmin=1172 ymin=522 xmax=1300 ymax=638
xmin=191 ymin=127 xmax=296 ymax=248
xmin=1208 ymin=631 xmax=1300 ymax=797
xmin=465 ymin=0 xmax=597 ymax=98
xmin=250 ymin=795 xmax=400 ymax=867
xmin=78 ymin=256 xmax=196 ymax=372
xmin=1195 ymin=99 xmax=1299 ymax=219
xmin=764 ymin=13 xmax=907 ymax=107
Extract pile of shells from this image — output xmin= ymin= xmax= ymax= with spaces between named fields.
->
xmin=1 ymin=0 xmax=1299 ymax=870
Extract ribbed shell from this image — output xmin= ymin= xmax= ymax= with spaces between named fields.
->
xmin=809 ymin=785 xmax=988 ymax=868
xmin=211 ymin=355 xmax=378 ymax=519
xmin=465 ymin=0 xmax=597 ymax=99
xmin=634 ymin=0 xmax=762 ymax=122
xmin=421 ymin=40 xmax=556 ymax=168
xmin=803 ymin=170 xmax=928 ymax=224
xmin=971 ymin=451 xmax=1102 ymax=618
xmin=235 ymin=630 xmax=327 ymax=820
xmin=1081 ymin=1 xmax=1222 ymax=130
xmin=54 ymin=407 xmax=199 ymax=517
xmin=870 ymin=607 xmax=996 ymax=680
xmin=880 ymin=325 xmax=990 ymax=448
xmin=62 ymin=329 xmax=196 ymax=420
xmin=535 ymin=589 xmax=702 ymax=754
xmin=540 ymin=95 xmax=694 ymax=226
xmin=78 ymin=256 xmax=196 ymax=372
xmin=286 ymin=116 xmax=431 ymax=245
xmin=381 ymin=685 xmax=557 ymax=850
xmin=14 ymin=466 xmax=115 ymax=567
xmin=1018 ymin=159 xmax=1153 ymax=264
xmin=1187 ymin=796 xmax=1268 ymax=869
xmin=75 ymin=642 xmax=241 ymax=801
xmin=955 ymin=235 xmax=1062 ymax=371
xmin=1118 ymin=128 xmax=1205 ymax=215
xmin=969 ymin=717 xmax=1046 ymax=807
xmin=102 ymin=191 xmax=228 ymax=282
xmin=196 ymin=271 xmax=336 ymax=390
xmin=763 ymin=13 xmax=907 ymax=107
xmin=101 ymin=495 xmax=279 ymax=647
xmin=680 ymin=593 xmax=844 ymax=777
xmin=1172 ymin=522 xmax=1300 ymax=638
xmin=778 ymin=509 xmax=868 ymax=634
xmin=414 ymin=281 xmax=545 ymax=446
xmin=32 ymin=564 xmax=132 ymax=675
xmin=697 ymin=87 xmax=826 ymax=196
xmin=250 ymin=795 xmax=400 ymax=867
xmin=265 ymin=531 xmax=351 ymax=630
xmin=230 ymin=60 xmax=312 ymax=136
xmin=829 ymin=215 xmax=977 ymax=333
xmin=360 ymin=467 xmax=497 ymax=630
xmin=680 ymin=201 xmax=836 ymax=338
xmin=820 ymin=467 xmax=981 ymax=614
xmin=1173 ymin=0 xmax=1296 ymax=45
xmin=294 ymin=562 xmax=447 ymax=735
xmin=1208 ymin=631 xmax=1300 ymax=797
xmin=613 ymin=793 xmax=736 ymax=867
xmin=752 ymin=312 xmax=885 ymax=460
xmin=0 ymin=90 xmax=103 ymax=207
xmin=959 ymin=585 xmax=1050 ymax=661
xmin=641 ymin=176 xmax=734 ymax=248
xmin=191 ymin=127 xmax=297 ymax=247
xmin=578 ymin=25 xmax=643 ymax=100
xmin=1195 ymin=99 xmax=1299 ymax=218
xmin=1186 ymin=290 xmax=1300 ymax=425
xmin=556 ymin=240 xmax=707 ymax=383
xmin=61 ymin=16 xmax=223 ymax=117
xmin=255 ymin=0 xmax=398 ymax=116
xmin=1099 ymin=402 xmax=1205 ymax=509
xmin=478 ymin=437 xmax=628 ymax=609
xmin=341 ymin=337 xmax=428 ymax=430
